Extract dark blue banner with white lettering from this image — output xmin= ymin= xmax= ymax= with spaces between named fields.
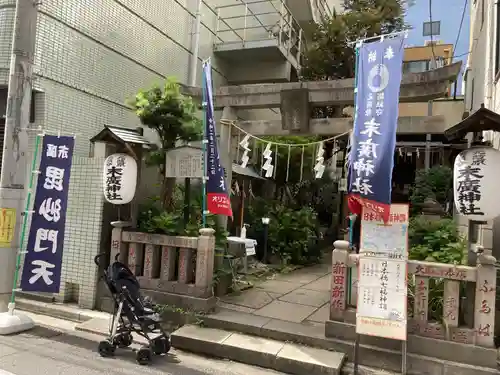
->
xmin=202 ymin=60 xmax=233 ymax=217
xmin=348 ymin=36 xmax=405 ymax=222
xmin=21 ymin=135 xmax=75 ymax=293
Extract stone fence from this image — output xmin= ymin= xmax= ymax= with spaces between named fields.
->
xmin=328 ymin=240 xmax=497 ymax=348
xmin=109 ymin=226 xmax=216 ymax=311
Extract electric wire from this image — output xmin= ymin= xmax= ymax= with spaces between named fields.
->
xmin=428 ymin=0 xmax=438 ymax=66
xmin=453 ymin=0 xmax=468 ymax=62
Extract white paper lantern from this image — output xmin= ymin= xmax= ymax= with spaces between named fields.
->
xmin=453 ymin=146 xmax=500 ymax=221
xmin=103 ymin=153 xmax=137 ymax=205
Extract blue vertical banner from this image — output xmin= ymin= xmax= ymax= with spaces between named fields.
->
xmin=202 ymin=60 xmax=233 ymax=217
xmin=20 ymin=135 xmax=75 ymax=293
xmin=348 ymin=36 xmax=405 ymax=222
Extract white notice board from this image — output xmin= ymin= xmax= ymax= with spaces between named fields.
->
xmin=356 ymin=204 xmax=409 ymax=341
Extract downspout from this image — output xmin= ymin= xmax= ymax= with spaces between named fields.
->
xmin=485 ymin=0 xmax=497 ymax=146
xmin=485 ymin=0 xmax=496 ymax=110
xmin=184 ymin=0 xmax=202 ymax=228
xmin=189 ymin=0 xmax=202 ymax=86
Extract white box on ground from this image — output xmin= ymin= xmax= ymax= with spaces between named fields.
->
xmin=226 ymin=237 xmax=257 ymax=256
xmin=0 ymin=305 xmax=35 ymax=335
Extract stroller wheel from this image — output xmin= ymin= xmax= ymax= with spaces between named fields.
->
xmin=152 ymin=336 xmax=171 ymax=355
xmin=136 ymin=347 xmax=152 ymax=365
xmin=114 ymin=332 xmax=133 ymax=348
xmin=98 ymin=340 xmax=115 ymax=358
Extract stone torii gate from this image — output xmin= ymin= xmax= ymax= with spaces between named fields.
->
xmin=183 ymin=61 xmax=462 ymax=211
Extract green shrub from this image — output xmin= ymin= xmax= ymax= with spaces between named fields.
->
xmin=409 ymin=216 xmax=466 ymax=264
xmin=138 ymin=188 xmax=228 ymax=248
xmin=409 ymin=166 xmax=453 ymax=216
xmin=246 ymin=198 xmax=319 ymax=265
xmin=408 ymin=216 xmax=466 ymax=322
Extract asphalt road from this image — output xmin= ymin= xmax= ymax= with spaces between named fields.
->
xmin=0 ymin=325 xmax=286 ymax=375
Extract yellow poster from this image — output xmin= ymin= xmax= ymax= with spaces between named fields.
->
xmin=0 ymin=208 xmax=16 ymax=247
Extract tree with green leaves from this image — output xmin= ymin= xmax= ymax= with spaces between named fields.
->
xmin=301 ymin=0 xmax=407 ymax=83
xmin=130 ymin=77 xmax=202 ymax=209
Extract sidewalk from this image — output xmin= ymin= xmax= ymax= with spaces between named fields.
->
xmin=219 ymin=263 xmax=331 ymax=324
xmin=1 ymin=311 xmax=288 ymax=375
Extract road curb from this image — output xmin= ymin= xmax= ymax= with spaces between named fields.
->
xmin=16 ymin=298 xmax=108 ymax=323
xmin=171 ymin=324 xmax=346 ymax=375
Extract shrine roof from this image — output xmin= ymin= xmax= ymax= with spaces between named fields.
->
xmin=444 ymin=104 xmax=500 ymax=141
xmin=90 ymin=125 xmax=152 ymax=147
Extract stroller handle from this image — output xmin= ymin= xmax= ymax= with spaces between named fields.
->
xmin=94 ymin=252 xmax=121 ymax=266
xmin=94 ymin=253 xmax=106 ymax=266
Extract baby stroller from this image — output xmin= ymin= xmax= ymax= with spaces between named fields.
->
xmin=94 ymin=253 xmax=171 ymax=365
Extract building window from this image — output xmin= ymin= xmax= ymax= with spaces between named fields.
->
xmin=496 ymin=1 xmax=500 ymax=77
xmin=403 ymin=60 xmax=431 ymax=73
xmin=422 ymin=21 xmax=441 ymax=37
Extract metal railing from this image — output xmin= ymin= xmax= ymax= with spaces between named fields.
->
xmin=313 ymin=0 xmax=333 ymax=20
xmin=214 ymin=0 xmax=304 ymax=66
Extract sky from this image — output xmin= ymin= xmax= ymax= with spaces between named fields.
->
xmin=404 ymin=0 xmax=470 ymax=92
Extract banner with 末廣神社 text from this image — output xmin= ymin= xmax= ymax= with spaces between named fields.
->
xmin=348 ymin=36 xmax=405 ymax=222
xmin=20 ymin=135 xmax=75 ymax=293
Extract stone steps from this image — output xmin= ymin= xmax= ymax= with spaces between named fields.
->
xmin=199 ymin=308 xmax=499 ymax=375
xmin=171 ymin=324 xmax=347 ymax=375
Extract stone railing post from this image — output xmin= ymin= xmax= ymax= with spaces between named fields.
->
xmin=110 ymin=222 xmax=129 ymax=264
xmin=330 ymin=240 xmax=349 ymax=321
xmin=474 ymin=248 xmax=497 ymax=347
xmin=195 ymin=228 xmax=216 ymax=292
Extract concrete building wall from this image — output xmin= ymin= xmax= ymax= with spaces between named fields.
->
xmin=0 ymin=0 xmax=309 ymax=307
xmin=403 ymin=44 xmax=454 ymax=63
xmin=399 ymin=99 xmax=464 ymax=128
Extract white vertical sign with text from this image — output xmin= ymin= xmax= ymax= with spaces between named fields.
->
xmin=356 ymin=204 xmax=409 ymax=341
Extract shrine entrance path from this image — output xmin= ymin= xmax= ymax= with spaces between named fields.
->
xmin=218 ymin=261 xmax=331 ymax=325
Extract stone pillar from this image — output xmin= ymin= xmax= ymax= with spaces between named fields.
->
xmin=160 ymin=246 xmax=177 ymax=281
xmin=443 ymin=280 xmax=460 ymax=327
xmin=143 ymin=244 xmax=160 ymax=279
xmin=414 ymin=276 xmax=429 ymax=323
xmin=195 ymin=228 xmax=216 ymax=291
xmin=219 ymin=107 xmax=236 ymax=229
xmin=128 ymin=243 xmax=142 ymax=276
xmin=474 ymin=248 xmax=497 ymax=347
xmin=110 ymin=224 xmax=128 ymax=264
xmin=330 ymin=240 xmax=349 ymax=321
xmin=178 ymin=248 xmax=194 ymax=284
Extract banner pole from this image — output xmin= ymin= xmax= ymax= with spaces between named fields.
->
xmin=201 ymin=67 xmax=208 ymax=228
xmin=351 ymin=41 xmax=361 ymax=375
xmin=10 ymin=132 xmax=42 ymax=306
xmin=402 ymin=340 xmax=407 ymax=374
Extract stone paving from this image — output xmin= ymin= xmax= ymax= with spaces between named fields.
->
xmin=218 ymin=262 xmax=331 ymax=325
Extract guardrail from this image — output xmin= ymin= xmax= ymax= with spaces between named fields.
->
xmin=330 ymin=240 xmax=497 ymax=347
xmin=108 ymin=226 xmax=216 ymax=311
xmin=214 ymin=0 xmax=304 ymax=65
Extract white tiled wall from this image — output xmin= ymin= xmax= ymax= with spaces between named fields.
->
xmin=59 ymin=156 xmax=105 ymax=308
xmin=0 ymin=0 xmax=229 ymax=308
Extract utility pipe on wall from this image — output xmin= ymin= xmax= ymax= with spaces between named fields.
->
xmin=189 ymin=0 xmax=203 ymax=86
xmin=485 ymin=0 xmax=496 ymax=110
